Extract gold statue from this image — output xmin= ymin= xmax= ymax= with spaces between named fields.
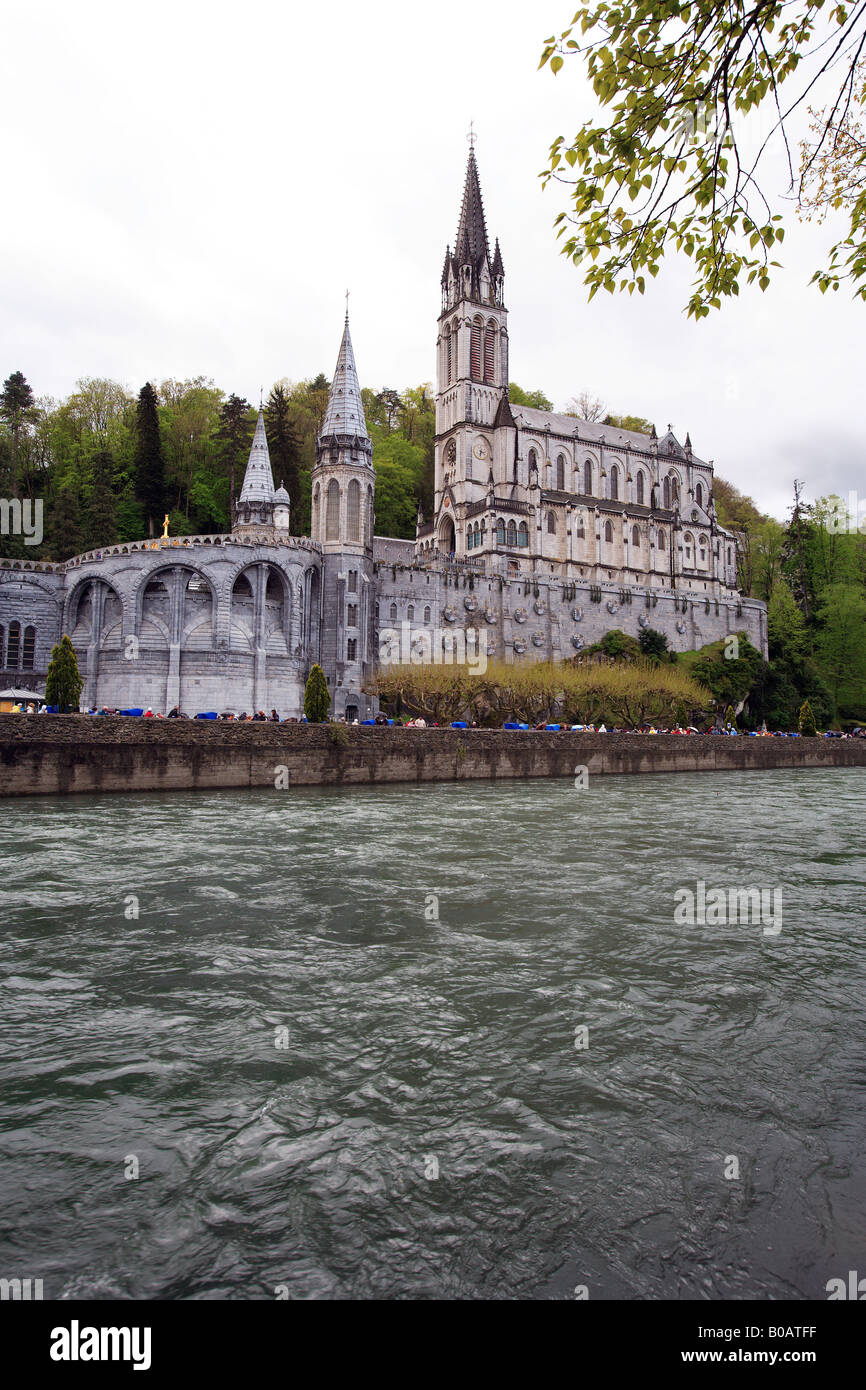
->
xmin=162 ymin=513 xmax=170 ymax=539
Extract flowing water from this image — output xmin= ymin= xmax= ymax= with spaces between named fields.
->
xmin=0 ymin=768 xmax=864 ymax=1300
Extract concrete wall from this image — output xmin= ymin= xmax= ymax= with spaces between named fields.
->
xmin=1 ymin=716 xmax=862 ymax=798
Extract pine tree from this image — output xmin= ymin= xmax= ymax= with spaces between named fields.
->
xmin=0 ymin=370 xmax=36 ymax=484
xmin=265 ymin=384 xmax=301 ymax=522
xmin=134 ymin=382 xmax=165 ymax=537
xmin=45 ymin=635 xmax=84 ymax=712
xmin=216 ymin=394 xmax=252 ymax=526
xmin=798 ymin=699 xmax=818 ymax=736
xmin=50 ymin=485 xmax=83 ymax=560
xmin=86 ymin=449 xmax=117 ymax=548
xmin=304 ymin=663 xmax=330 ymax=722
xmin=723 ymin=703 xmax=738 ymax=731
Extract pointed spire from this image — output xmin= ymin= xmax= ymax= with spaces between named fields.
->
xmin=684 ymin=431 xmax=692 ymax=453
xmin=321 ymin=311 xmax=370 ymax=441
xmin=454 ymin=147 xmax=489 ymax=267
xmin=491 ymin=237 xmax=504 ymax=277
xmin=238 ymin=409 xmax=275 ymax=506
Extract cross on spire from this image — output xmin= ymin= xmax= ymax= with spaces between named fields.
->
xmin=467 ymin=120 xmax=476 ymax=151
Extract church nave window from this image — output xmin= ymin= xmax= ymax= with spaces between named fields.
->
xmin=507 ymin=520 xmax=517 ymax=546
xmin=518 ymin=521 xmax=529 ymax=547
xmin=424 ymin=606 xmax=431 ymax=624
xmin=496 ymin=519 xmax=506 ymax=545
xmin=636 ymin=471 xmax=645 ymax=505
xmin=631 ymin=525 xmax=640 ymax=548
xmin=604 ymin=520 xmax=613 ymax=543
xmin=609 ymin=466 xmax=619 ymax=501
xmin=390 ymin=603 xmax=398 ymax=621
xmin=546 ymin=511 xmax=556 ymax=534
xmin=347 ymin=638 xmax=357 ymax=661
xmin=584 ymin=459 xmax=593 ymax=495
xmin=556 ymin=455 xmax=565 ymax=491
xmin=657 ymin=529 xmax=666 ymax=551
xmin=696 ymin=482 xmax=703 ymax=508
xmin=347 ymin=604 xmax=358 ymax=627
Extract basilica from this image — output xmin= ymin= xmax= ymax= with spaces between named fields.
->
xmin=0 ymin=150 xmax=766 ymax=718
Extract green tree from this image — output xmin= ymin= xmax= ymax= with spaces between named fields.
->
xmin=304 ymin=663 xmax=331 ymax=722
xmin=85 ymin=449 xmax=117 ymax=549
xmin=45 ymin=634 xmax=84 ymax=712
xmin=638 ymin=627 xmax=669 ymax=660
xmin=134 ymin=382 xmax=165 ymax=537
xmin=539 ymin=4 xmax=866 ymax=315
xmin=815 ymin=582 xmax=866 ymax=716
xmin=0 ymin=370 xmax=37 ymax=483
xmin=49 ymin=484 xmax=83 ymax=560
xmin=604 ymin=413 xmax=654 ymax=435
xmin=265 ymin=383 xmax=302 ymax=522
xmin=509 ymin=382 xmax=554 ymax=410
xmin=216 ymin=394 xmax=253 ymax=527
xmin=798 ymin=698 xmax=818 ymax=735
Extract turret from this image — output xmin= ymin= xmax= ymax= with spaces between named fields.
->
xmin=234 ymin=410 xmax=275 ymax=532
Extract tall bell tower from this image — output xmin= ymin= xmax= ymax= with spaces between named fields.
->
xmin=433 ymin=141 xmax=509 ymax=554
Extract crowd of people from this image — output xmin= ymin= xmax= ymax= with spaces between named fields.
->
xmin=3 ymin=701 xmax=864 ymax=736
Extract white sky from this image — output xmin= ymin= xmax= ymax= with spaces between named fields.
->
xmin=1 ymin=0 xmax=863 ymax=519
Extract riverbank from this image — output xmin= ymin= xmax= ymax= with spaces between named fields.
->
xmin=1 ymin=714 xmax=864 ymax=797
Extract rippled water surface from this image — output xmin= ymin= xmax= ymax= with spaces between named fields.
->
xmin=1 ymin=769 xmax=864 ymax=1300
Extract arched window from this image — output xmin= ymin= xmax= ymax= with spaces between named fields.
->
xmin=366 ymin=485 xmax=374 ymax=546
xmin=424 ymin=605 xmax=431 ymax=624
xmin=604 ymin=520 xmax=613 ymax=543
xmin=470 ymin=317 xmax=483 ymax=381
xmin=445 ymin=327 xmax=453 ymax=385
xmin=390 ymin=603 xmax=398 ymax=621
xmin=631 ymin=525 xmax=640 ymax=548
xmin=696 ymin=482 xmax=703 ymax=508
xmin=496 ymin=519 xmax=506 ymax=545
xmin=484 ymin=321 xmax=496 ymax=383
xmin=609 ymin=466 xmax=619 ymax=501
xmin=658 ymin=529 xmax=666 ymax=551
xmin=684 ymin=532 xmax=694 ymax=562
xmin=727 ymin=546 xmax=732 ymax=565
xmin=528 ymin=448 xmax=538 ymax=474
xmin=663 ymin=477 xmax=671 ymax=509
xmin=346 ymin=479 xmax=360 ymax=541
xmin=556 ymin=454 xmax=565 ymax=490
xmin=507 ymin=520 xmax=517 ymax=546
xmin=326 ymin=479 xmax=340 ymax=540
xmin=6 ymin=621 xmax=20 ymax=668
xmin=518 ymin=521 xmax=529 ymax=547
xmin=407 ymin=605 xmax=415 ymax=621
xmin=636 ymin=471 xmax=645 ymax=505
xmin=584 ymin=459 xmax=592 ymax=494
xmin=312 ymin=483 xmax=320 ymax=537
xmin=547 ymin=511 xmax=556 ymax=534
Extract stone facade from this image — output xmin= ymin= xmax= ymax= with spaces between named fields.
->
xmin=0 ymin=150 xmax=766 ymax=715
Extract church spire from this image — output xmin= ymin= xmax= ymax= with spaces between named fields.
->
xmin=238 ymin=409 xmax=275 ymax=507
xmin=454 ymin=147 xmax=489 ymax=267
xmin=321 ymin=310 xmax=370 ymax=443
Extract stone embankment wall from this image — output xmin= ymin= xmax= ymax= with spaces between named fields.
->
xmin=1 ymin=715 xmax=863 ymax=798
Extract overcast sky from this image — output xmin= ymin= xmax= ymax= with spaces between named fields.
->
xmin=1 ymin=0 xmax=862 ymax=520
